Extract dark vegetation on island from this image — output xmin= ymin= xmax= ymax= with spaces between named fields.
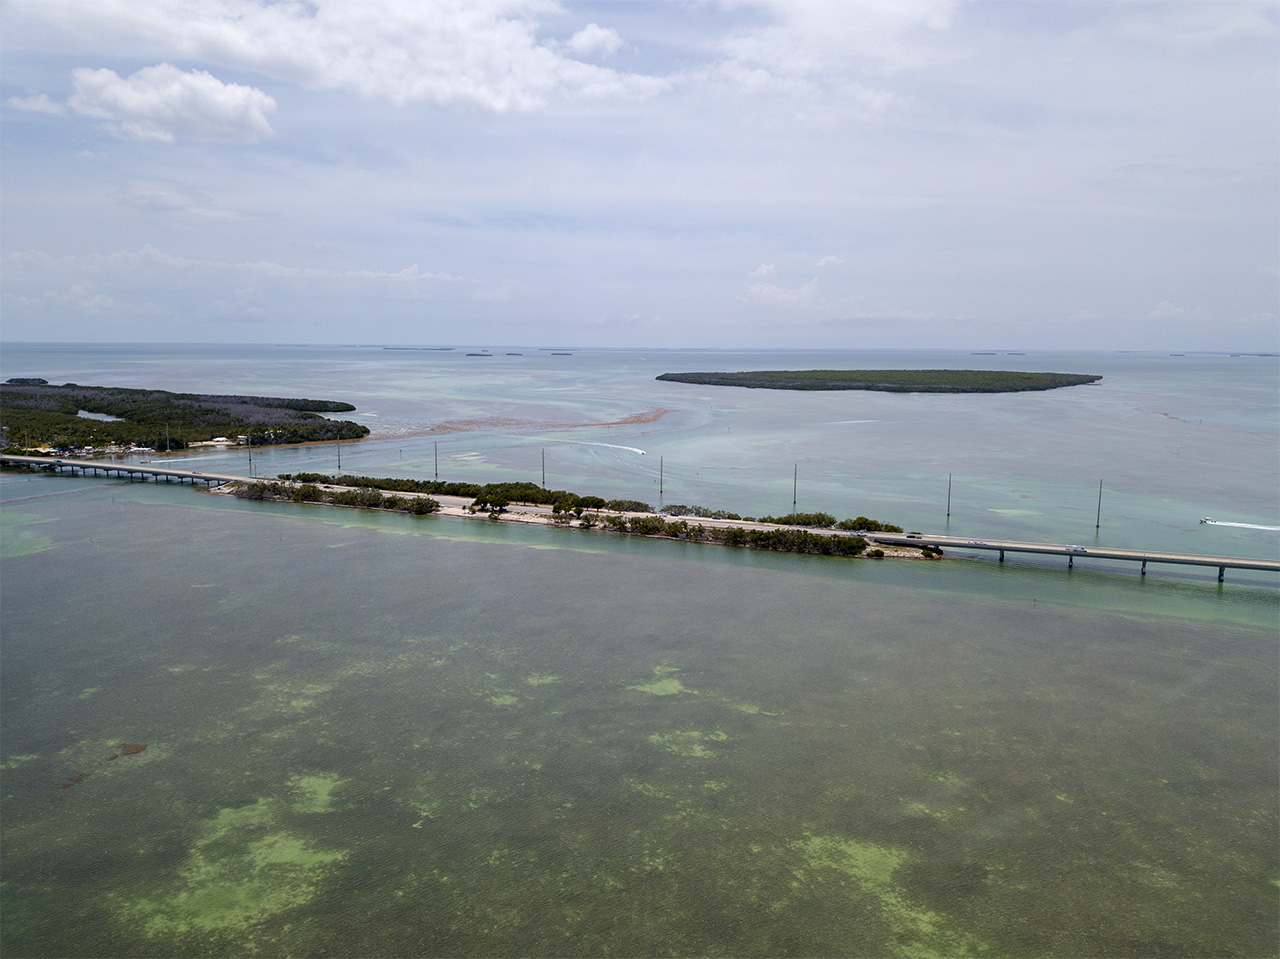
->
xmin=277 ymin=472 xmax=655 ymax=514
xmin=655 ymin=369 xmax=1102 ymax=392
xmin=0 ymin=454 xmax=923 ymax=559
xmin=251 ymin=472 xmax=917 ymax=560
xmin=0 ymin=380 xmax=369 ymax=450
xmin=233 ymin=480 xmax=441 ymax=514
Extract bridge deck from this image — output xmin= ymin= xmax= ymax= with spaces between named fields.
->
xmin=0 ymin=454 xmax=250 ymax=486
xmin=869 ymin=532 xmax=1280 ymax=580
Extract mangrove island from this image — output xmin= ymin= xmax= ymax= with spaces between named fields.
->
xmin=655 ymin=369 xmax=1102 ymax=392
xmin=0 ymin=380 xmax=369 ymax=451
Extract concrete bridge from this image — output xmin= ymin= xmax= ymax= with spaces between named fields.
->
xmin=0 ymin=454 xmax=250 ymax=487
xmin=867 ymin=532 xmax=1280 ymax=583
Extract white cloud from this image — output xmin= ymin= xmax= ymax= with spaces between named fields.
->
xmin=11 ymin=0 xmax=667 ymax=112
xmin=1 ymin=2 xmax=1276 ymax=351
xmin=680 ymin=0 xmax=955 ymax=123
xmin=714 ymin=0 xmax=956 ymax=81
xmin=5 ymin=283 xmax=116 ymax=314
xmin=124 ymin=180 xmax=247 ymax=222
xmin=68 ymin=63 xmax=276 ymax=143
xmin=742 ymin=264 xmax=819 ymax=304
xmin=1145 ymin=299 xmax=1209 ymax=323
xmin=6 ymin=93 xmax=66 ymax=115
xmin=476 ymin=278 xmax=533 ymax=301
xmin=1117 ymin=3 xmax=1279 ymax=50
xmin=567 ymin=23 xmax=623 ymax=57
xmin=2 ymin=246 xmax=464 ymax=285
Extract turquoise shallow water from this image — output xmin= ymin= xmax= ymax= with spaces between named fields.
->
xmin=4 ymin=344 xmax=1276 ymax=559
xmin=1 ymin=345 xmax=1277 ymax=957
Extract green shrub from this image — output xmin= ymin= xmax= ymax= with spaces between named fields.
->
xmin=628 ymin=515 xmax=669 ymax=536
xmin=605 ymin=499 xmax=652 ymax=513
xmin=838 ymin=516 xmax=904 ymax=533
xmin=757 ymin=511 xmax=837 ymax=528
xmin=291 ymin=483 xmax=324 ymax=502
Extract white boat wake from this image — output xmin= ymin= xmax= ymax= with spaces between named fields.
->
xmin=1200 ymin=518 xmax=1280 ymax=531
xmin=548 ymin=440 xmax=646 ymax=455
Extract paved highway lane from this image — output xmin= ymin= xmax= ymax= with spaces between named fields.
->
xmin=868 ymin=532 xmax=1280 ymax=579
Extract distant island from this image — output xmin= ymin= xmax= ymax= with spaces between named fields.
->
xmin=655 ymin=370 xmax=1102 ymax=393
xmin=0 ymin=381 xmax=369 ymax=451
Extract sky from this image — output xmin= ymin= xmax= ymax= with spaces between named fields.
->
xmin=1 ymin=0 xmax=1277 ymax=351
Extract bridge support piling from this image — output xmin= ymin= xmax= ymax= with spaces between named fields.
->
xmin=1141 ymin=560 xmax=1147 ymax=576
xmin=1218 ymin=566 xmax=1225 ymax=583
xmin=998 ymin=549 xmax=1005 ymax=563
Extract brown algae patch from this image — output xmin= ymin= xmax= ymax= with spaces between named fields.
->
xmin=0 ymin=512 xmax=56 ymax=557
xmin=794 ymin=834 xmax=985 ymax=957
xmin=897 ymin=773 xmax=971 ymax=824
xmin=401 ymin=782 xmax=506 ymax=824
xmin=648 ymin=729 xmax=728 ymax=758
xmin=629 ymin=664 xmax=692 ymax=696
xmin=0 ymin=529 xmax=54 ymax=557
xmin=288 ymin=773 xmax=350 ymax=813
xmin=628 ymin=665 xmax=781 ymax=716
xmin=124 ymin=799 xmax=346 ymax=938
xmin=625 ymin=778 xmax=677 ymax=800
xmin=722 ymin=698 xmax=781 ymax=716
xmin=241 ymin=676 xmax=334 ymax=718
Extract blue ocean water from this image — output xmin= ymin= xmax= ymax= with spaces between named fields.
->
xmin=1 ymin=343 xmax=1277 ymax=957
xmin=4 ymin=343 xmax=1278 ymax=561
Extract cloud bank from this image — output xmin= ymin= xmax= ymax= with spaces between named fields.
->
xmin=0 ymin=0 xmax=1275 ymax=350
xmin=67 ymin=64 xmax=276 ymax=143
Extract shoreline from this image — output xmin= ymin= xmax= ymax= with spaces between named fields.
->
xmin=210 ymin=480 xmax=930 ymax=560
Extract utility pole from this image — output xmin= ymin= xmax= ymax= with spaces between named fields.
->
xmin=793 ymin=463 xmax=797 ymax=508
xmin=541 ymin=448 xmax=545 ymax=488
xmin=336 ymin=436 xmax=341 ymax=470
xmin=947 ymin=473 xmax=952 ymax=518
xmin=660 ymin=455 xmax=664 ymax=496
xmin=434 ymin=441 xmax=438 ymax=479
xmin=1096 ymin=480 xmax=1103 ymax=529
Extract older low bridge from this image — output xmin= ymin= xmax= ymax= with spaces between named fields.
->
xmin=0 ymin=454 xmax=250 ymax=487
xmin=867 ymin=532 xmax=1280 ymax=583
